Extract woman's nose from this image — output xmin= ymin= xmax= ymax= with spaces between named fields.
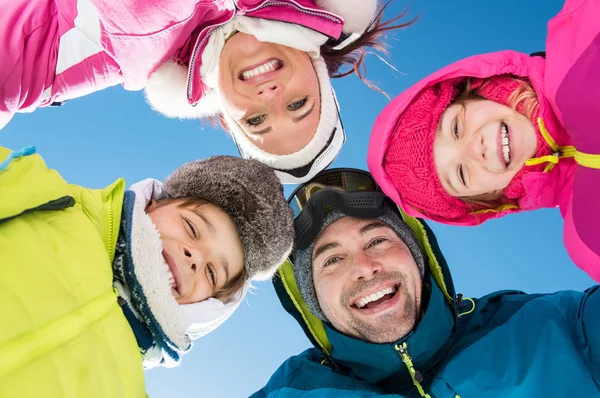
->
xmin=257 ymin=84 xmax=281 ymax=103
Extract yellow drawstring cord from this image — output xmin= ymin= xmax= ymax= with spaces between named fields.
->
xmin=395 ymin=343 xmax=431 ymax=398
xmin=525 ymin=117 xmax=600 ymax=171
xmin=458 ymin=297 xmax=476 ymax=317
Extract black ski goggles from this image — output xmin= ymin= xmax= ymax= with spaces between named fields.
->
xmin=287 ymin=169 xmax=392 ymax=250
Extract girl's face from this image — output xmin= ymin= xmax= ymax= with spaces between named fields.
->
xmin=218 ymin=33 xmax=321 ymax=155
xmin=433 ymin=99 xmax=538 ymax=197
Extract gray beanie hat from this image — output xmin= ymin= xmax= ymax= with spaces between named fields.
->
xmin=165 ymin=155 xmax=294 ymax=281
xmin=293 ymin=202 xmax=426 ymax=321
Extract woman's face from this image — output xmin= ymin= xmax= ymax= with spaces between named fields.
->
xmin=218 ymin=33 xmax=321 ymax=155
xmin=433 ymin=99 xmax=538 ymax=197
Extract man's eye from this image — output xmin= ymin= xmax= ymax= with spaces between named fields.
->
xmin=245 ymin=114 xmax=266 ymax=126
xmin=367 ymin=238 xmax=387 ymax=248
xmin=323 ymin=256 xmax=341 ymax=267
xmin=287 ymin=98 xmax=307 ymax=111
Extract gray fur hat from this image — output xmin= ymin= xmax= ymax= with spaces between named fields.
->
xmin=165 ymin=156 xmax=294 ymax=281
xmin=293 ymin=202 xmax=426 ymax=321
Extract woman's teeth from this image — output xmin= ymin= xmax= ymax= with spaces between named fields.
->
xmin=241 ymin=59 xmax=281 ymax=80
xmin=501 ymin=123 xmax=511 ymax=165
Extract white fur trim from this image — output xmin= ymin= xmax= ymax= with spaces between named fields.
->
xmin=144 ymin=59 xmax=221 ymax=119
xmin=130 ymin=199 xmax=191 ymax=350
xmin=315 ymin=0 xmax=378 ymax=34
xmin=221 ymin=56 xmax=339 ymax=170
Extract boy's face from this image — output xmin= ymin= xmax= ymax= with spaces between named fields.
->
xmin=146 ymin=199 xmax=244 ymax=304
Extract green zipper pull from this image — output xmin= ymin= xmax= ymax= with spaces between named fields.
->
xmin=394 ymin=343 xmax=431 ymax=398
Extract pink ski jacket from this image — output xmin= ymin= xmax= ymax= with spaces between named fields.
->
xmin=0 ymin=0 xmax=375 ymax=128
xmin=368 ymin=0 xmax=600 ymax=280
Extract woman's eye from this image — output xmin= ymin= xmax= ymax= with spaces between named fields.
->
xmin=245 ymin=114 xmax=266 ymax=126
xmin=185 ymin=219 xmax=198 ymax=239
xmin=368 ymin=238 xmax=387 ymax=248
xmin=458 ymin=165 xmax=466 ymax=186
xmin=287 ymin=98 xmax=307 ymax=111
xmin=323 ymin=256 xmax=341 ymax=267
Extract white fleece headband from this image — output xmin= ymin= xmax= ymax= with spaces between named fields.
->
xmin=202 ymin=16 xmax=340 ymax=171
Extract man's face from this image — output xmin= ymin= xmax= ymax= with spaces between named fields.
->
xmin=311 ymin=217 xmax=423 ymax=343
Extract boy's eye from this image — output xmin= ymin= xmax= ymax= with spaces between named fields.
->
xmin=245 ymin=114 xmax=266 ymax=126
xmin=287 ymin=98 xmax=307 ymax=111
xmin=323 ymin=256 xmax=341 ymax=268
xmin=367 ymin=238 xmax=387 ymax=248
xmin=185 ymin=219 xmax=198 ymax=239
xmin=208 ymin=264 xmax=217 ymax=287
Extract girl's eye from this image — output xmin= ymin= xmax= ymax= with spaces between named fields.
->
xmin=185 ymin=219 xmax=198 ymax=239
xmin=323 ymin=256 xmax=341 ymax=268
xmin=208 ymin=264 xmax=217 ymax=287
xmin=367 ymin=238 xmax=387 ymax=248
xmin=287 ymin=98 xmax=307 ymax=111
xmin=245 ymin=114 xmax=266 ymax=126
xmin=458 ymin=165 xmax=466 ymax=186
xmin=452 ymin=118 xmax=459 ymax=139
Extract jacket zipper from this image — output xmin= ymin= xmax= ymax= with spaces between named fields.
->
xmin=395 ymin=342 xmax=432 ymax=398
xmin=106 ymin=194 xmax=116 ymax=263
xmin=187 ymin=0 xmax=342 ymax=102
xmin=236 ymin=0 xmax=342 ymax=23
xmin=186 ymin=11 xmax=236 ymax=102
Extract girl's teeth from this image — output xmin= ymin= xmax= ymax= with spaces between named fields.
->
xmin=501 ymin=124 xmax=511 ymax=165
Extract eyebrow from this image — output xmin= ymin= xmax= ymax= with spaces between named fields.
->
xmin=293 ymin=103 xmax=315 ymax=123
xmin=191 ymin=209 xmax=216 ymax=237
xmin=248 ymin=103 xmax=316 ymax=135
xmin=313 ymin=241 xmax=341 ymax=261
xmin=359 ymin=221 xmax=388 ymax=235
xmin=219 ymin=256 xmax=230 ymax=286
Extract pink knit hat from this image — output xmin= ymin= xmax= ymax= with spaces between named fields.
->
xmin=383 ymin=75 xmax=551 ymax=221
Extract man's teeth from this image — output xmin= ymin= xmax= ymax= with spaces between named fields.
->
xmin=501 ymin=123 xmax=511 ymax=165
xmin=241 ymin=59 xmax=280 ymax=80
xmin=167 ymin=269 xmax=175 ymax=289
xmin=355 ymin=286 xmax=396 ymax=309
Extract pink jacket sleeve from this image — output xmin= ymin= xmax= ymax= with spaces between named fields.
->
xmin=0 ymin=0 xmax=60 ymax=123
xmin=547 ymin=0 xmax=600 ymax=280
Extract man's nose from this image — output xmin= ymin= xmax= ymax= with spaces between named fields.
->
xmin=256 ymin=83 xmax=282 ymax=104
xmin=351 ymin=253 xmax=382 ymax=281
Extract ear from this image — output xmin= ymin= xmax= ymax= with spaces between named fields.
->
xmin=314 ymin=0 xmax=378 ymax=34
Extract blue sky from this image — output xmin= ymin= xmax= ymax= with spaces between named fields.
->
xmin=2 ymin=0 xmax=594 ymax=396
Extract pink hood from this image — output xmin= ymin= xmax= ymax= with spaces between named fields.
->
xmin=368 ymin=50 xmax=573 ymax=227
